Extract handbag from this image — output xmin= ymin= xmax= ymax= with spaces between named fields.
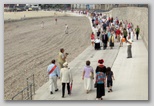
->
xmin=89 ymin=71 xmax=94 ymax=79
xmin=94 ymin=82 xmax=97 ymax=88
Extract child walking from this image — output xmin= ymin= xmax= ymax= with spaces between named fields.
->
xmin=106 ymin=67 xmax=115 ymax=92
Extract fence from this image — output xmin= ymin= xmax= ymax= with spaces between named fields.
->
xmin=12 ymin=74 xmax=35 ymax=100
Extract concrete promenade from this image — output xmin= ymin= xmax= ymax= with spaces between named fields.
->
xmin=4 ymin=11 xmax=148 ymax=100
xmin=33 ymin=34 xmax=148 ymax=100
xmin=33 ymin=13 xmax=148 ymax=100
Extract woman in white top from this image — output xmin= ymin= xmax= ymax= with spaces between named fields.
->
xmin=60 ymin=62 xmax=73 ymax=98
xmin=126 ymin=38 xmax=132 ymax=58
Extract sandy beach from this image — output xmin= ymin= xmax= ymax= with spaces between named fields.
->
xmin=4 ymin=11 xmax=92 ymax=100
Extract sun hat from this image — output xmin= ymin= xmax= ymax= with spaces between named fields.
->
xmin=98 ymin=59 xmax=104 ymax=64
xmin=63 ymin=62 xmax=68 ymax=67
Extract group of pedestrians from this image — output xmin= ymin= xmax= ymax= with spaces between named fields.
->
xmin=47 ymin=48 xmax=72 ymax=98
xmin=47 ymin=50 xmax=115 ymax=100
xmin=90 ymin=12 xmax=140 ymax=58
xmin=82 ymin=59 xmax=115 ymax=100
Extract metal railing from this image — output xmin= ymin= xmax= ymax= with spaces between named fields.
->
xmin=12 ymin=74 xmax=35 ymax=100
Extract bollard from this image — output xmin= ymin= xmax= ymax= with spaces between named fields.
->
xmin=30 ymin=84 xmax=32 ymax=100
xmin=33 ymin=74 xmax=35 ymax=94
xmin=26 ymin=78 xmax=29 ymax=99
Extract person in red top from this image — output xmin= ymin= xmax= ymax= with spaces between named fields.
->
xmin=95 ymin=19 xmax=99 ymax=25
xmin=91 ymin=32 xmax=95 ymax=46
xmin=111 ymin=17 xmax=113 ymax=23
xmin=115 ymin=28 xmax=121 ymax=42
xmin=127 ymin=23 xmax=131 ymax=29
xmin=116 ymin=19 xmax=119 ymax=25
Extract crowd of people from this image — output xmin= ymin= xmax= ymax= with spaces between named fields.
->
xmin=46 ymin=11 xmax=140 ymax=100
xmin=90 ymin=12 xmax=140 ymax=59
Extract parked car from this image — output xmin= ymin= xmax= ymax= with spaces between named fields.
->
xmin=31 ymin=4 xmax=40 ymax=11
xmin=15 ymin=6 xmax=26 ymax=11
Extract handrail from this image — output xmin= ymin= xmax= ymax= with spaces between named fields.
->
xmin=12 ymin=74 xmax=35 ymax=100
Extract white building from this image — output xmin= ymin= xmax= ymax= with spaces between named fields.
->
xmin=71 ymin=4 xmax=95 ymax=10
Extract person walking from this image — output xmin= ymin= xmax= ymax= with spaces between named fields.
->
xmin=60 ymin=62 xmax=73 ymax=98
xmin=135 ymin=25 xmax=140 ymax=40
xmin=91 ymin=32 xmax=95 ymax=47
xmin=95 ymin=59 xmax=106 ymax=100
xmin=109 ymin=31 xmax=115 ymax=49
xmin=41 ymin=21 xmax=44 ymax=28
xmin=65 ymin=24 xmax=69 ymax=34
xmin=58 ymin=48 xmax=69 ymax=69
xmin=107 ymin=30 xmax=111 ymax=40
xmin=126 ymin=37 xmax=132 ymax=58
xmin=106 ymin=67 xmax=115 ymax=93
xmin=55 ymin=18 xmax=57 ymax=24
xmin=120 ymin=32 xmax=124 ymax=47
xmin=94 ymin=37 xmax=101 ymax=50
xmin=97 ymin=29 xmax=101 ymax=37
xmin=82 ymin=60 xmax=94 ymax=94
xmin=47 ymin=59 xmax=60 ymax=94
xmin=102 ymin=31 xmax=108 ymax=50
xmin=123 ymin=28 xmax=127 ymax=41
xmin=115 ymin=27 xmax=121 ymax=42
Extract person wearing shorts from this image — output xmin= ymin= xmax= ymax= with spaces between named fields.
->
xmin=106 ymin=67 xmax=115 ymax=92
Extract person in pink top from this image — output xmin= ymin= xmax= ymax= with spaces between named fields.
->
xmin=91 ymin=32 xmax=95 ymax=46
xmin=82 ymin=60 xmax=94 ymax=94
xmin=127 ymin=23 xmax=131 ymax=29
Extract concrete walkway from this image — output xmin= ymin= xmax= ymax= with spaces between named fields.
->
xmin=33 ymin=35 xmax=148 ymax=100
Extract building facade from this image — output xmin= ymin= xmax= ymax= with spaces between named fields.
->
xmin=71 ymin=4 xmax=95 ymax=10
xmin=71 ymin=4 xmax=148 ymax=11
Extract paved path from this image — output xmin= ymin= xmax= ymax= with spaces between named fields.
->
xmin=33 ymin=14 xmax=148 ymax=100
xmin=33 ymin=43 xmax=120 ymax=100
xmin=33 ymin=36 xmax=148 ymax=100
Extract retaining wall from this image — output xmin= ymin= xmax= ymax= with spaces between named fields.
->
xmin=105 ymin=7 xmax=148 ymax=50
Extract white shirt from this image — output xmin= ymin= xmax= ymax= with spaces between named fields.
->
xmin=65 ymin=25 xmax=68 ymax=29
xmin=95 ymin=39 xmax=100 ymax=43
xmin=127 ymin=39 xmax=132 ymax=46
xmin=60 ymin=67 xmax=73 ymax=83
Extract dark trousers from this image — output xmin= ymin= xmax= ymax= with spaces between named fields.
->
xmin=96 ymin=83 xmax=105 ymax=98
xmin=136 ymin=32 xmax=139 ymax=40
xmin=124 ymin=36 xmax=127 ymax=40
xmin=103 ymin=42 xmax=107 ymax=49
xmin=127 ymin=45 xmax=132 ymax=58
xmin=62 ymin=83 xmax=70 ymax=97
xmin=95 ymin=43 xmax=100 ymax=50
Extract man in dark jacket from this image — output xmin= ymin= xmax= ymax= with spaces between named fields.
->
xmin=103 ymin=22 xmax=107 ymax=32
xmin=102 ymin=31 xmax=108 ymax=50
